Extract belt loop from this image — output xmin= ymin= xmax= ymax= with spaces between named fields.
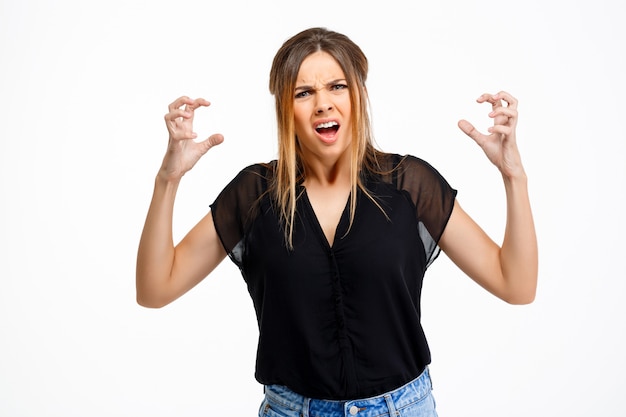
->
xmin=384 ymin=394 xmax=398 ymax=416
xmin=302 ymin=397 xmax=311 ymax=417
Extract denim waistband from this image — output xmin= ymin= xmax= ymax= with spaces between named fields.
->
xmin=264 ymin=367 xmax=433 ymax=417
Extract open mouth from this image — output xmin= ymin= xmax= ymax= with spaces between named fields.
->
xmin=315 ymin=121 xmax=340 ymax=140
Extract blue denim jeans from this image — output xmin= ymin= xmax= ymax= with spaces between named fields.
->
xmin=259 ymin=367 xmax=438 ymax=417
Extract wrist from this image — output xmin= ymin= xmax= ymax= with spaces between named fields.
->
xmin=155 ymin=169 xmax=183 ymax=188
xmin=502 ymin=169 xmax=528 ymax=189
xmin=156 ymin=152 xmax=188 ymax=182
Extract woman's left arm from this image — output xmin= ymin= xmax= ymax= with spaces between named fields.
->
xmin=439 ymin=91 xmax=538 ymax=304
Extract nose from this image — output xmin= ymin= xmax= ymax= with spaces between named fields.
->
xmin=315 ymin=91 xmax=333 ymax=114
xmin=315 ymin=103 xmax=333 ymax=114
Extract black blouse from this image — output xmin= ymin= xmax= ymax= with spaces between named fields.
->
xmin=210 ymin=153 xmax=456 ymax=400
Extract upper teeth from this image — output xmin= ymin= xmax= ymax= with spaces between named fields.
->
xmin=316 ymin=121 xmax=338 ymax=129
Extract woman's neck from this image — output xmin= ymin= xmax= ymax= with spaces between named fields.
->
xmin=301 ymin=150 xmax=352 ymax=189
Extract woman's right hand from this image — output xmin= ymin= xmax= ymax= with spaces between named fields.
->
xmin=160 ymin=96 xmax=224 ymax=181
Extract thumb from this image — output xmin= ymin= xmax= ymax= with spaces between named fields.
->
xmin=457 ymin=119 xmax=481 ymax=142
xmin=198 ymin=133 xmax=225 ymax=154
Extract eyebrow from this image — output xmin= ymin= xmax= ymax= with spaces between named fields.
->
xmin=294 ymin=79 xmax=348 ymax=92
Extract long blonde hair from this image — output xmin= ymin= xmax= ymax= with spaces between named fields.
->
xmin=268 ymin=27 xmax=383 ymax=248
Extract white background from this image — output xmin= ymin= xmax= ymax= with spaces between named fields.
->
xmin=1 ymin=0 xmax=625 ymax=416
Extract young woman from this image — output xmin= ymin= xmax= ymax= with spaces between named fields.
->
xmin=136 ymin=27 xmax=537 ymax=417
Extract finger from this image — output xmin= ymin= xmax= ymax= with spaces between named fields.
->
xmin=496 ymin=91 xmax=518 ymax=109
xmin=478 ymin=93 xmax=515 ymax=115
xmin=489 ymin=107 xmax=518 ymax=119
xmin=476 ymin=93 xmax=490 ymax=103
xmin=168 ymin=96 xmax=194 ymax=112
xmin=164 ymin=109 xmax=192 ymax=122
xmin=477 ymin=91 xmax=518 ymax=110
xmin=164 ymin=109 xmax=193 ymax=130
xmin=195 ymin=98 xmax=211 ymax=107
xmin=185 ymin=98 xmax=211 ymax=112
xmin=476 ymin=93 xmax=501 ymax=106
xmin=487 ymin=124 xmax=513 ymax=136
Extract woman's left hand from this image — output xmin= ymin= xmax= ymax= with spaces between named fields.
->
xmin=458 ymin=91 xmax=525 ymax=179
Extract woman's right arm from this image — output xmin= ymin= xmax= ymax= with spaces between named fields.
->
xmin=136 ymin=96 xmax=226 ymax=308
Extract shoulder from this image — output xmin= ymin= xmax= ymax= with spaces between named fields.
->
xmin=399 ymin=154 xmax=449 ymax=182
xmin=213 ymin=161 xmax=276 ymax=207
xmin=373 ymin=153 xmax=445 ymax=184
xmin=384 ymin=153 xmax=456 ymax=207
xmin=396 ymin=154 xmax=439 ymax=173
xmin=225 ymin=160 xmax=276 ymax=189
xmin=234 ymin=160 xmax=276 ymax=179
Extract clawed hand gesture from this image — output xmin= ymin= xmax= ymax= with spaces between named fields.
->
xmin=160 ymin=96 xmax=224 ymax=181
xmin=458 ymin=91 xmax=525 ymax=179
xmin=159 ymin=92 xmax=524 ymax=181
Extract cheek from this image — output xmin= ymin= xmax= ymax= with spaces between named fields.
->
xmin=337 ymin=95 xmax=353 ymax=115
xmin=293 ymin=106 xmax=311 ymax=131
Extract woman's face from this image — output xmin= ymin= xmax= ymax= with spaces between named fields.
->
xmin=293 ymin=51 xmax=353 ymax=168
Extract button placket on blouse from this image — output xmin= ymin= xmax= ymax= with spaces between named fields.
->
xmin=328 ymin=249 xmax=359 ymax=394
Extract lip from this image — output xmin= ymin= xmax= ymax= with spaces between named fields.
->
xmin=313 ymin=118 xmax=341 ymax=144
xmin=313 ymin=118 xmax=340 ymax=129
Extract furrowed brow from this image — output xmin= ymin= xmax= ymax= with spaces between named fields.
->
xmin=295 ymin=79 xmax=348 ymax=92
xmin=326 ymin=79 xmax=347 ymax=86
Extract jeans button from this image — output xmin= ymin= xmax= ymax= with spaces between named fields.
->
xmin=349 ymin=405 xmax=359 ymax=415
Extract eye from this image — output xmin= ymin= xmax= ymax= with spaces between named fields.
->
xmin=295 ymin=90 xmax=312 ymax=99
xmin=330 ymin=83 xmax=348 ymax=92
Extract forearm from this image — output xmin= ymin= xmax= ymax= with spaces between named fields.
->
xmin=499 ymin=172 xmax=538 ymax=304
xmin=136 ymin=175 xmax=181 ymax=306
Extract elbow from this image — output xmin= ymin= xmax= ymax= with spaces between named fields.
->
xmin=503 ymin=285 xmax=537 ymax=305
xmin=505 ymin=292 xmax=536 ymax=305
xmin=136 ymin=271 xmax=176 ymax=308
xmin=499 ymin=266 xmax=538 ymax=305
xmin=136 ymin=294 xmax=169 ymax=309
xmin=136 ymin=285 xmax=172 ymax=309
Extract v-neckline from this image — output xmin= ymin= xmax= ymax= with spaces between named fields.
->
xmin=301 ymin=187 xmax=351 ymax=249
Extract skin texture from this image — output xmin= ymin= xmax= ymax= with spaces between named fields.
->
xmin=442 ymin=92 xmax=537 ymax=304
xmin=293 ymin=51 xmax=354 ymax=245
xmin=135 ymin=97 xmax=226 ymax=308
xmin=136 ymin=55 xmax=537 ymax=308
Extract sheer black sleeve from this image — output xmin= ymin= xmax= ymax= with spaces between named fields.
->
xmin=393 ymin=155 xmax=457 ymax=267
xmin=209 ymin=163 xmax=271 ymax=266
